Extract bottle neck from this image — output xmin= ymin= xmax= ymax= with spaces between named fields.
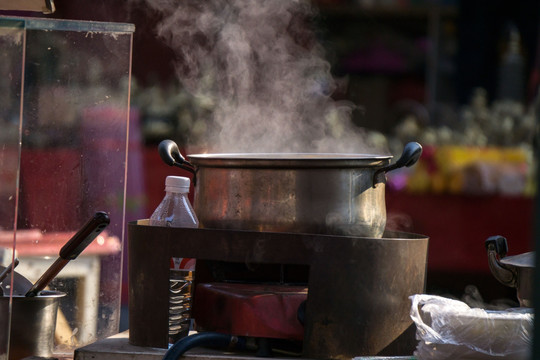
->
xmin=165 ymin=187 xmax=189 ymax=194
xmin=165 ymin=192 xmax=188 ymax=197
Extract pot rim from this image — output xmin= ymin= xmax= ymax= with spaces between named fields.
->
xmin=188 ymin=153 xmax=392 ymax=168
xmin=500 ymin=251 xmax=535 ymax=268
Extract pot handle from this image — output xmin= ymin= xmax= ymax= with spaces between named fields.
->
xmin=485 ymin=235 xmax=517 ymax=288
xmin=372 ymin=142 xmax=422 ymax=187
xmin=485 ymin=235 xmax=508 ymax=258
xmin=158 ymin=139 xmax=196 ymax=176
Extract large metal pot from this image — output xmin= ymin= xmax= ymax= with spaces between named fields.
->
xmin=485 ymin=235 xmax=533 ymax=307
xmin=183 ymin=142 xmax=422 ymax=238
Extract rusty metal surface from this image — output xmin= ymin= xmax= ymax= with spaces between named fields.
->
xmin=303 ymin=232 xmax=427 ymax=358
xmin=128 ymin=222 xmax=428 ymax=358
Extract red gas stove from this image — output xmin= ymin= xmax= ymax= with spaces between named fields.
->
xmin=193 ymin=282 xmax=307 ymax=341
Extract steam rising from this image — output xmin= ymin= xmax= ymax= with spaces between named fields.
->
xmin=141 ymin=0 xmax=377 ymax=153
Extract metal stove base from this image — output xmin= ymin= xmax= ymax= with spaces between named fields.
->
xmin=128 ymin=223 xmax=428 ymax=358
xmin=74 ymin=332 xmax=416 ymax=360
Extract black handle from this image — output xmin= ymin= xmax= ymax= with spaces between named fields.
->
xmin=60 ymin=211 xmax=110 ymax=260
xmin=485 ymin=235 xmax=508 ymax=258
xmin=158 ymin=140 xmax=184 ymax=166
xmin=25 ymin=212 xmax=110 ymax=297
xmin=158 ymin=139 xmax=196 ymax=175
xmin=372 ymin=142 xmax=423 ymax=187
xmin=392 ymin=142 xmax=423 ymax=169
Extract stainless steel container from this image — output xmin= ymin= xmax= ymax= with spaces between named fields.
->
xmin=0 ymin=291 xmax=65 ymax=360
xmin=188 ymin=142 xmax=422 ymax=237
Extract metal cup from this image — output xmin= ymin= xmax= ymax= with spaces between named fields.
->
xmin=0 ymin=290 xmax=65 ymax=360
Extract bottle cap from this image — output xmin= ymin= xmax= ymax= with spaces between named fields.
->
xmin=165 ymin=176 xmax=190 ymax=193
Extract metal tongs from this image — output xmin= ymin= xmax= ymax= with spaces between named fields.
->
xmin=0 ymin=258 xmax=19 ymax=296
xmin=25 ymin=211 xmax=110 ymax=297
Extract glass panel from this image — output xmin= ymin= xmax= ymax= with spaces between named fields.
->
xmin=0 ymin=16 xmax=134 ymax=358
xmin=0 ymin=18 xmax=24 ymax=360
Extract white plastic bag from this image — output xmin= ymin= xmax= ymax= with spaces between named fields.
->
xmin=410 ymin=294 xmax=533 ymax=360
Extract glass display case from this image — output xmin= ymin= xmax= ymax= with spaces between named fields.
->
xmin=0 ymin=16 xmax=134 ymax=359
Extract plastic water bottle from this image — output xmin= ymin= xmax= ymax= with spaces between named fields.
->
xmin=149 ymin=176 xmax=199 ymax=344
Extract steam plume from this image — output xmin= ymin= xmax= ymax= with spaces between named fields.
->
xmin=139 ymin=0 xmax=377 ymax=153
